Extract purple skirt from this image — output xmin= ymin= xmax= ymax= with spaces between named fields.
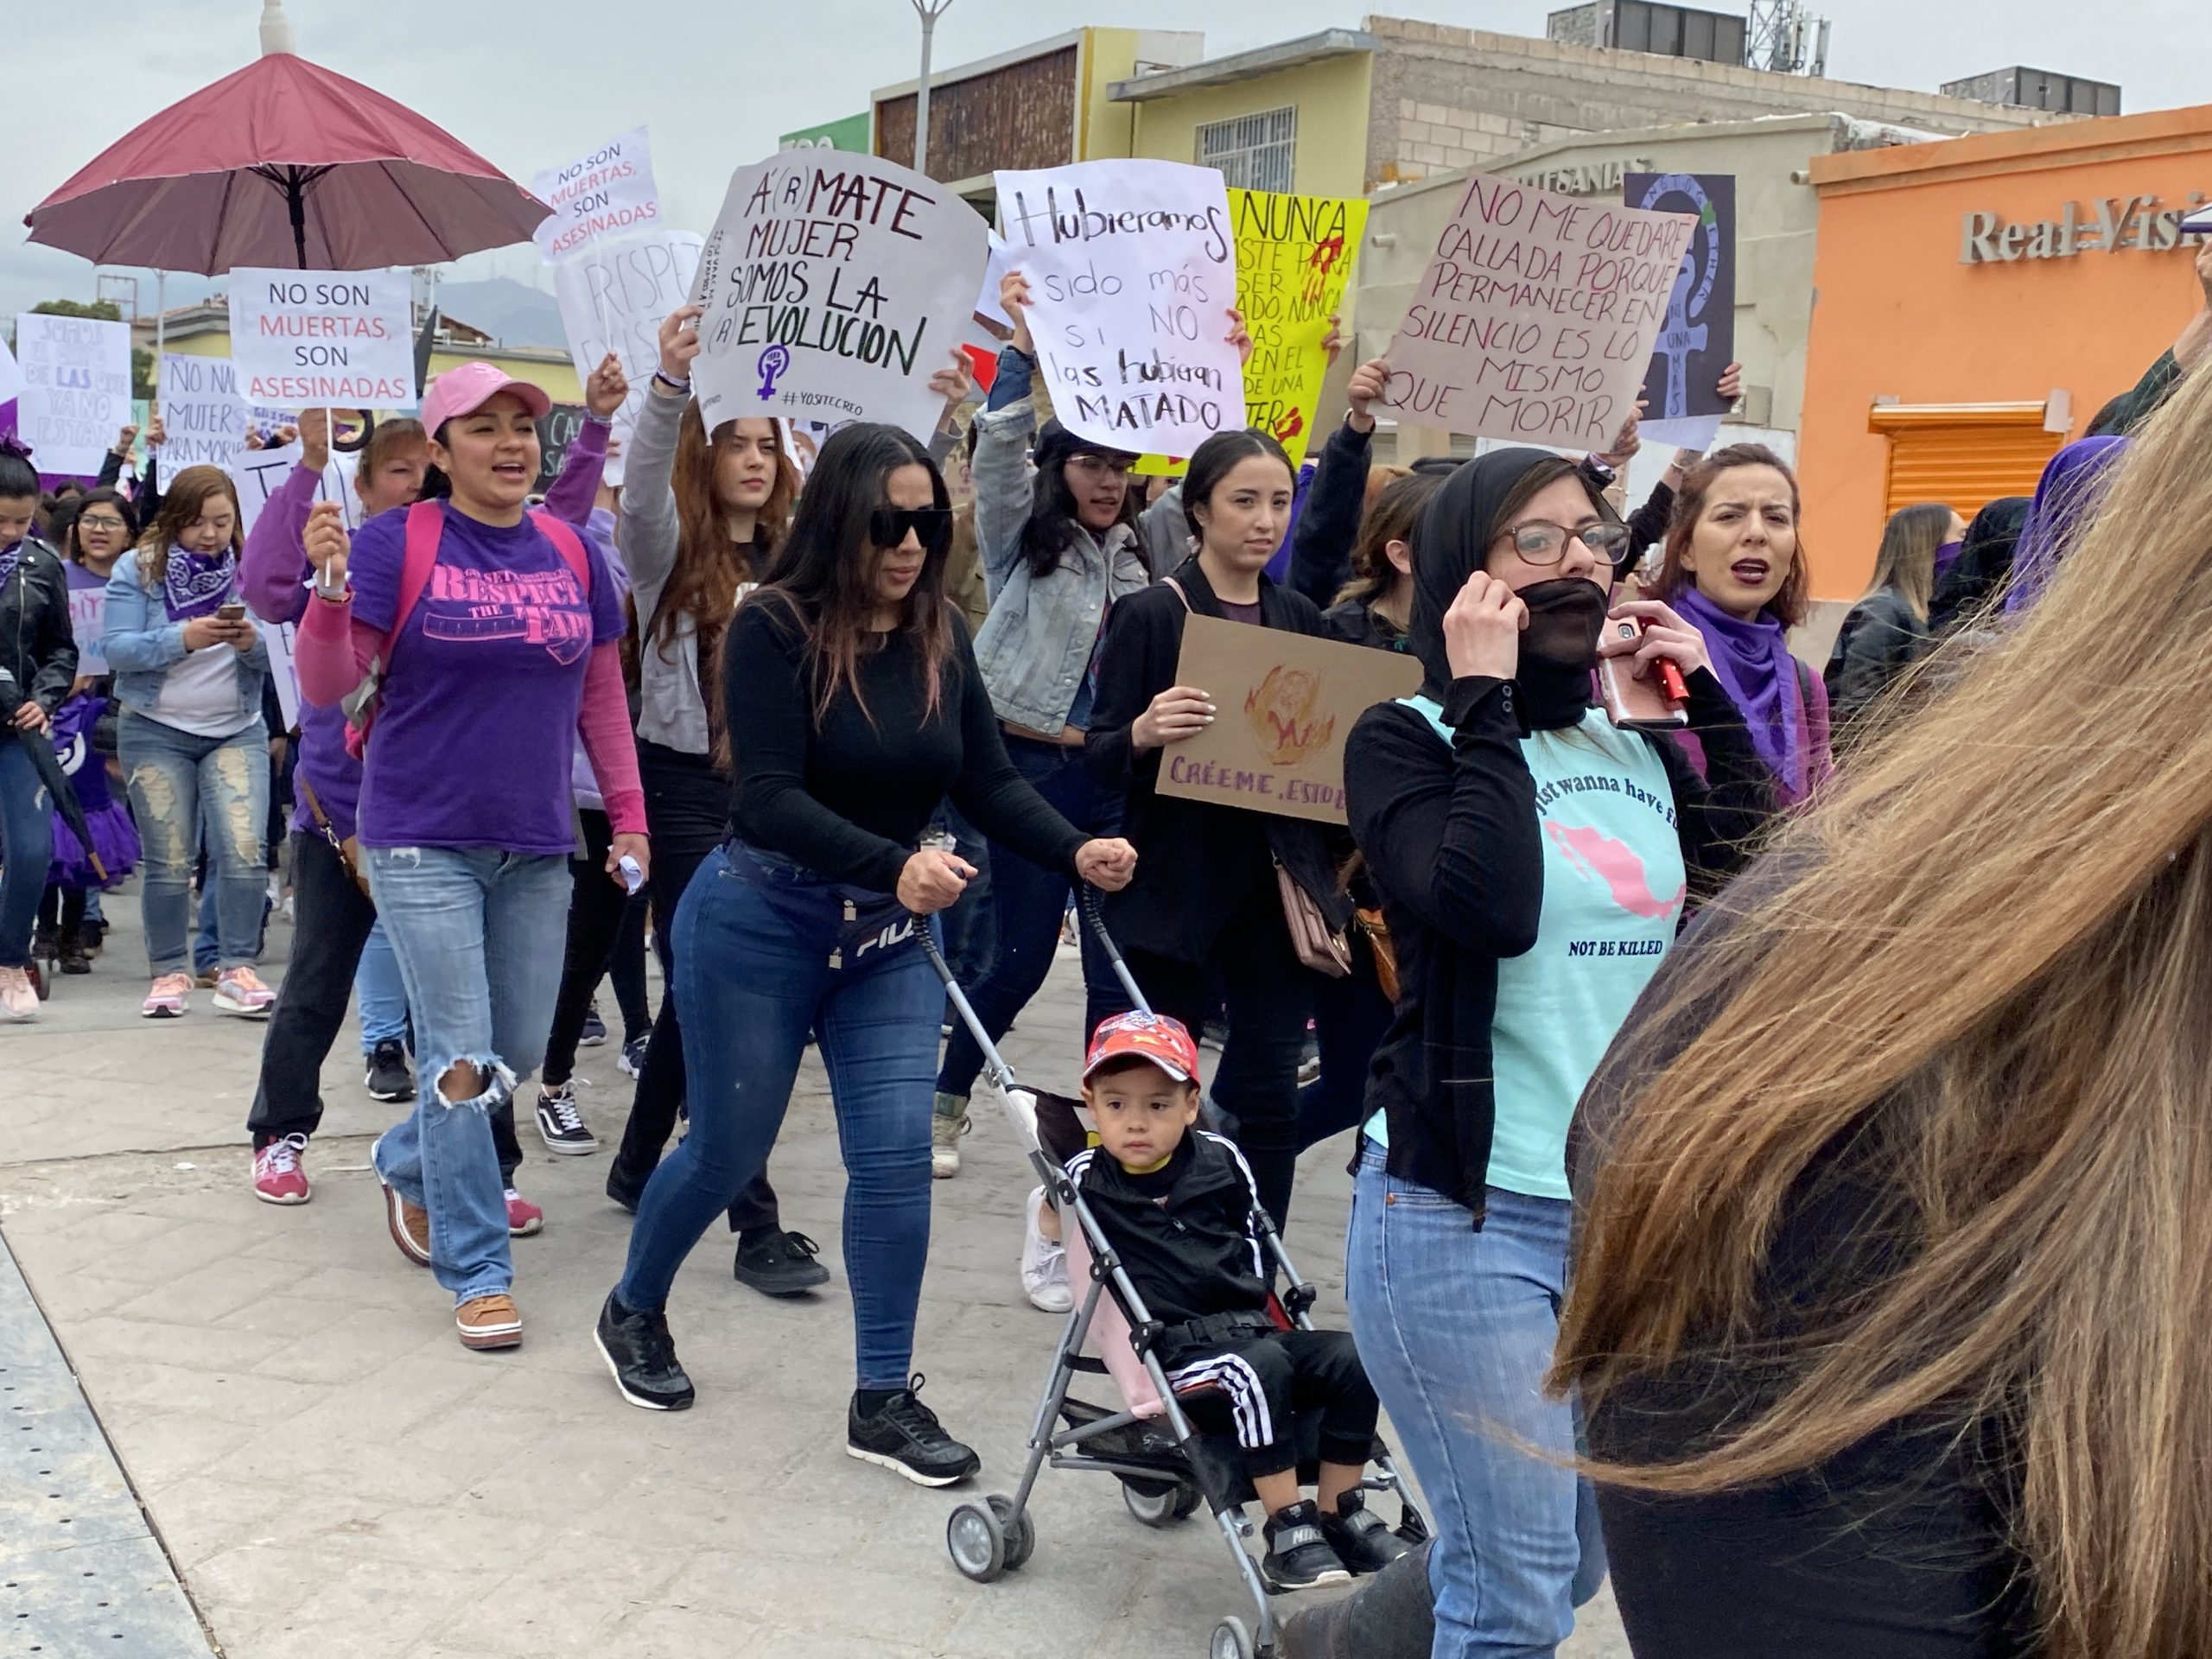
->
xmin=48 ymin=800 xmax=140 ymax=890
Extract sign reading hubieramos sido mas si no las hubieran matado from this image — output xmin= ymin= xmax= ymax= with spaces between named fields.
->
xmin=1378 ymin=174 xmax=1694 ymax=449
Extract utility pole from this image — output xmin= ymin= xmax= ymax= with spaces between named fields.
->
xmin=910 ymin=0 xmax=954 ymax=178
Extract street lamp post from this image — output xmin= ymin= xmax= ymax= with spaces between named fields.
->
xmin=910 ymin=0 xmax=953 ymax=179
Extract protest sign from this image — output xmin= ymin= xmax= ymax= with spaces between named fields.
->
xmin=1377 ymin=174 xmax=1695 ymax=450
xmin=533 ymin=128 xmax=662 ymax=262
xmin=995 ymin=160 xmax=1243 ymax=457
xmin=12 ymin=313 xmax=132 ymax=478
xmin=552 ymin=230 xmax=701 ymax=486
xmin=1155 ymin=615 xmax=1420 ymax=827
xmin=532 ymin=404 xmax=590 ymax=495
xmin=1624 ymin=173 xmax=1735 ymax=446
xmin=227 ymin=269 xmax=416 ymax=407
xmin=158 ymin=353 xmax=245 ymax=469
xmin=67 ymin=586 xmax=106 ymax=676
xmin=690 ymin=151 xmax=987 ymax=440
xmin=229 ymin=441 xmax=359 ymax=728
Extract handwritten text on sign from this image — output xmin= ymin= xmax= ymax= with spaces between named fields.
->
xmin=1380 ymin=175 xmax=1694 ymax=448
xmin=227 ymin=269 xmax=416 ymax=407
xmin=12 ymin=314 xmax=132 ymax=479
xmin=691 ymin=152 xmax=986 ymax=438
xmin=995 ymin=160 xmax=1244 ymax=457
xmin=532 ymin=127 xmax=661 ymax=262
xmin=158 ymin=354 xmax=245 ymax=469
xmin=554 ymin=231 xmax=701 ymax=486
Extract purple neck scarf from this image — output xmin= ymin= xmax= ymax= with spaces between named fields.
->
xmin=161 ymin=544 xmax=238 ymax=620
xmin=1675 ymin=585 xmax=1804 ymax=799
xmin=0 ymin=538 xmax=24 ymax=594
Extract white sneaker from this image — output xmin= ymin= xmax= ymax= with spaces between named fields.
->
xmin=931 ymin=1101 xmax=970 ymax=1179
xmin=0 ymin=964 xmax=39 ymax=1021
xmin=1020 ymin=1185 xmax=1072 ymax=1313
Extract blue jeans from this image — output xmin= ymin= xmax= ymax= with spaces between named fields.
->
xmin=366 ymin=845 xmax=569 ymax=1303
xmin=118 ymin=711 xmax=268 ymax=976
xmin=1346 ymin=1145 xmax=1605 ymax=1658
xmin=356 ymin=921 xmax=410 ymax=1049
xmin=936 ymin=734 xmax=1121 ymax=1099
xmin=0 ymin=737 xmax=54 ymax=968
xmin=618 ymin=842 xmax=942 ymax=1389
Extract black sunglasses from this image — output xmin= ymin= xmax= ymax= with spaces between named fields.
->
xmin=869 ymin=505 xmax=951 ymax=552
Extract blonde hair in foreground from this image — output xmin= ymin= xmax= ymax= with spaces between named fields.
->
xmin=1554 ymin=361 xmax=2212 ymax=1659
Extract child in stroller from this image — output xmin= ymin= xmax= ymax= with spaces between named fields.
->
xmin=1068 ymin=1011 xmax=1410 ymax=1592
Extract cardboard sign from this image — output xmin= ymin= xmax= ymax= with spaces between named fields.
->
xmin=995 ymin=159 xmax=1244 ymax=456
xmin=1624 ymin=173 xmax=1736 ymax=444
xmin=158 ymin=353 xmax=245 ymax=469
xmin=690 ymin=151 xmax=986 ymax=439
xmin=1378 ymin=174 xmax=1694 ymax=449
xmin=11 ymin=314 xmax=133 ymax=478
xmin=227 ymin=269 xmax=416 ymax=407
xmin=552 ymin=230 xmax=701 ymax=486
xmin=532 ymin=127 xmax=662 ymax=262
xmin=1156 ymin=615 xmax=1420 ymax=826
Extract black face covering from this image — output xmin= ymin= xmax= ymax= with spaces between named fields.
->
xmin=1516 ymin=577 xmax=1610 ymax=668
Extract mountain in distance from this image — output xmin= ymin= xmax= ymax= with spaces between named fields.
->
xmin=430 ymin=276 xmax=566 ymax=350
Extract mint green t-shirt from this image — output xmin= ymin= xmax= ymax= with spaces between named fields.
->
xmin=1363 ymin=698 xmax=1686 ymax=1198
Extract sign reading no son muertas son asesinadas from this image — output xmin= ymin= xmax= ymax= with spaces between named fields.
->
xmin=1378 ymin=174 xmax=1695 ymax=448
xmin=995 ymin=159 xmax=1245 ymax=458
xmin=226 ymin=269 xmax=416 ymax=408
xmin=690 ymin=152 xmax=988 ymax=440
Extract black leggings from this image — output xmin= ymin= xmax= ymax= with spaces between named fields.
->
xmin=542 ymin=810 xmax=652 ymax=1086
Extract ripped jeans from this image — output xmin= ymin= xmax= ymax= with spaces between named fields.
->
xmin=365 ymin=845 xmax=569 ymax=1303
xmin=118 ymin=711 xmax=270 ymax=976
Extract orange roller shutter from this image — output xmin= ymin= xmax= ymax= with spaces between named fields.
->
xmin=1868 ymin=402 xmax=2064 ymax=521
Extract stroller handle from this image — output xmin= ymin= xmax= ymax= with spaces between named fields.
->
xmin=1078 ymin=887 xmax=1152 ymax=1017
xmin=916 ymin=923 xmax=1020 ymax=1096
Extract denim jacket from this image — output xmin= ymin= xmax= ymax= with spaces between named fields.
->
xmin=969 ymin=378 xmax=1151 ymax=735
xmin=101 ymin=548 xmax=270 ymax=721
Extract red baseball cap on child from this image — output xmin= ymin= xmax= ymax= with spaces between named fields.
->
xmin=1084 ymin=1012 xmax=1201 ymax=1084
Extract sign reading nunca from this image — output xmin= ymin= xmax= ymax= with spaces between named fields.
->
xmin=1961 ymin=191 xmax=2210 ymax=264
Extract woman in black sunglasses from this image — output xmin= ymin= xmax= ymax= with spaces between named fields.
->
xmin=594 ymin=423 xmax=1135 ymax=1485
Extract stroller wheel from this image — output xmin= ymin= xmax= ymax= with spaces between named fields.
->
xmin=1209 ymin=1616 xmax=1255 ymax=1659
xmin=987 ymin=1493 xmax=1035 ymax=1570
xmin=1122 ymin=1479 xmax=1198 ymax=1529
xmin=947 ymin=1500 xmax=1007 ymax=1583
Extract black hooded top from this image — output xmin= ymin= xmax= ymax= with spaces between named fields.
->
xmin=1927 ymin=496 xmax=2031 ymax=638
xmin=1341 ymin=448 xmax=1773 ymax=1224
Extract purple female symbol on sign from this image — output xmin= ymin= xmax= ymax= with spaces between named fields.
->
xmin=756 ymin=345 xmax=791 ymax=397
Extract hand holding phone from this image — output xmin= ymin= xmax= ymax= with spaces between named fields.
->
xmin=1597 ymin=616 xmax=1688 ymax=730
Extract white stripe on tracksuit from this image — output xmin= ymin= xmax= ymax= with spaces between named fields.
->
xmin=1166 ymin=1351 xmax=1276 ymax=1451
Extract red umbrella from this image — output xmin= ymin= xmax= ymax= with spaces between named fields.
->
xmin=25 ymin=47 xmax=550 ymax=272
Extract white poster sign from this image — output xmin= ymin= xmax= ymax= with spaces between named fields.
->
xmin=228 ymin=442 xmax=359 ymax=728
xmin=532 ymin=127 xmax=663 ymax=262
xmin=1376 ymin=173 xmax=1696 ymax=449
xmin=552 ymin=231 xmax=702 ymax=486
xmin=226 ymin=269 xmax=416 ymax=408
xmin=12 ymin=314 xmax=132 ymax=478
xmin=158 ymin=353 xmax=245 ymax=469
xmin=67 ymin=586 xmax=107 ymax=676
xmin=994 ymin=160 xmax=1244 ymax=457
xmin=690 ymin=151 xmax=988 ymax=439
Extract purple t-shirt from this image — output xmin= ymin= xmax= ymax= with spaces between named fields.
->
xmin=348 ymin=501 xmax=624 ymax=854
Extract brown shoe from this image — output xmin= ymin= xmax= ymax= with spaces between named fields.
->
xmin=456 ymin=1294 xmax=523 ymax=1351
xmin=380 ymin=1179 xmax=431 ymax=1268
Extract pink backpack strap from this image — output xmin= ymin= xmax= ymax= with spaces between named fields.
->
xmin=384 ymin=499 xmax=447 ymax=669
xmin=527 ymin=509 xmax=594 ymax=596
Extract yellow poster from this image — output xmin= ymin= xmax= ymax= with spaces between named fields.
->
xmin=1137 ymin=187 xmax=1369 ymax=474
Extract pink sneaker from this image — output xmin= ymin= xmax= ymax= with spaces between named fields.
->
xmin=0 ymin=964 xmax=39 ymax=1022
xmin=251 ymin=1134 xmax=311 ymax=1205
xmin=213 ymin=967 xmax=276 ymax=1018
xmin=505 ymin=1188 xmax=544 ymax=1237
xmin=142 ymin=972 xmax=193 ymax=1018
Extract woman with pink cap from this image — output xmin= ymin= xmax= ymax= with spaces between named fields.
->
xmin=293 ymin=360 xmax=648 ymax=1352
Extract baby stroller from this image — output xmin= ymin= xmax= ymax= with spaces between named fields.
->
xmin=929 ymin=894 xmax=1427 ymax=1659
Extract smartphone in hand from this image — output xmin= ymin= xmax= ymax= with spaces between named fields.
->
xmin=1598 ymin=616 xmax=1687 ymax=730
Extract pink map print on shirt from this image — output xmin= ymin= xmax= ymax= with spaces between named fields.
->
xmin=1544 ymin=820 xmax=1685 ymax=920
xmin=420 ymin=566 xmax=590 ymax=664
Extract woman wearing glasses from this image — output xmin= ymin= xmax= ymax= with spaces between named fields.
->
xmin=593 ymin=423 xmax=1136 ymax=1486
xmin=1338 ymin=449 xmax=1770 ymax=1658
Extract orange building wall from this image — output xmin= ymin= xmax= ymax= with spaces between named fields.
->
xmin=1797 ymin=106 xmax=2212 ymax=601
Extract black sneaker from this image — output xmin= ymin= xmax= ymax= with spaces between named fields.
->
xmin=845 ymin=1375 xmax=980 ymax=1486
xmin=1262 ymin=1501 xmax=1353 ymax=1592
xmin=734 ymin=1229 xmax=832 ymax=1297
xmin=606 ymin=1156 xmax=653 ymax=1214
xmin=1319 ymin=1489 xmax=1412 ymax=1574
xmin=535 ymin=1082 xmax=599 ymax=1154
xmin=57 ymin=935 xmax=91 ymax=976
xmin=579 ymin=1001 xmax=607 ymax=1046
xmin=594 ymin=1291 xmax=695 ymax=1410
xmin=619 ymin=1033 xmax=649 ymax=1078
xmin=364 ymin=1039 xmax=414 ymax=1103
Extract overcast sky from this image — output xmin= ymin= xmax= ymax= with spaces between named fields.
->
xmin=3 ymin=0 xmax=2198 ymax=323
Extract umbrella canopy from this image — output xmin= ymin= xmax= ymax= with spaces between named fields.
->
xmin=25 ymin=51 xmax=550 ymax=273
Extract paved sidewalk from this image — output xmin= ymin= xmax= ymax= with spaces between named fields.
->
xmin=0 ymin=892 xmax=1630 ymax=1659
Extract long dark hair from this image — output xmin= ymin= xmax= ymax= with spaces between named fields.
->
xmin=1182 ymin=428 xmax=1294 ymax=541
xmin=1652 ymin=442 xmax=1810 ymax=629
xmin=755 ymin=423 xmax=954 ymax=727
xmin=60 ymin=487 xmax=137 ymax=564
xmin=136 ymin=466 xmax=244 ymax=588
xmin=660 ymin=404 xmax=798 ymax=652
xmin=1336 ymin=470 xmax=1446 ymax=609
xmin=1019 ymin=451 xmax=1139 ymax=582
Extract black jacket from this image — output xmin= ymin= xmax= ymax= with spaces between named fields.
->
xmin=1 ymin=537 xmax=79 ymax=719
xmin=1070 ymin=1130 xmax=1268 ymax=1328
xmin=1344 ymin=669 xmax=1770 ymax=1224
xmin=1824 ymin=587 xmax=1929 ymax=726
xmin=1086 ymin=556 xmax=1351 ymax=961
xmin=1287 ymin=418 xmax=1373 ymax=609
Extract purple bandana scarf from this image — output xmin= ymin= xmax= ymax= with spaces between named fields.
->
xmin=0 ymin=538 xmax=24 ymax=594
xmin=1675 ymin=585 xmax=1806 ymax=800
xmin=162 ymin=544 xmax=238 ymax=621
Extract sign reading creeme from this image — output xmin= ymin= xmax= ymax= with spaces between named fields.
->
xmin=1961 ymin=192 xmax=2209 ymax=263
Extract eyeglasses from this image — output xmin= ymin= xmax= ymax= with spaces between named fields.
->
xmin=1066 ymin=454 xmax=1134 ymax=480
xmin=77 ymin=515 xmax=128 ymax=532
xmin=869 ymin=505 xmax=952 ymax=552
xmin=1496 ymin=519 xmax=1630 ymax=565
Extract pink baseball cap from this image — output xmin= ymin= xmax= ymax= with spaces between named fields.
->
xmin=1084 ymin=1012 xmax=1202 ymax=1085
xmin=420 ymin=360 xmax=552 ymax=435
